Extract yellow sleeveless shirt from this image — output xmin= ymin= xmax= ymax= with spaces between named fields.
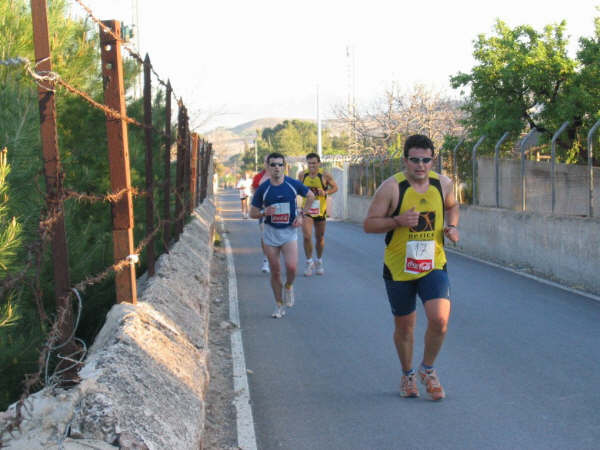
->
xmin=301 ymin=169 xmax=327 ymax=217
xmin=383 ymin=171 xmax=447 ymax=281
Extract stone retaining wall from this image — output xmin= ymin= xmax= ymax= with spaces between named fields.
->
xmin=1 ymin=200 xmax=216 ymax=450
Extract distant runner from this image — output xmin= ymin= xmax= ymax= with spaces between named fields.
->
xmin=236 ymin=171 xmax=252 ymax=219
xmin=364 ymin=134 xmax=459 ymax=401
xmin=250 ymin=152 xmax=315 ymax=318
xmin=298 ymin=153 xmax=338 ymax=276
xmin=252 ymin=157 xmax=271 ymax=273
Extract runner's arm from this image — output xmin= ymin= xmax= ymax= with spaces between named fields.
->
xmin=363 ymin=179 xmax=399 ymax=233
xmin=324 ymin=173 xmax=338 ymax=195
xmin=301 ymin=189 xmax=315 ymax=215
xmin=441 ymin=175 xmax=460 ymax=242
xmin=249 ymin=205 xmax=263 ymax=219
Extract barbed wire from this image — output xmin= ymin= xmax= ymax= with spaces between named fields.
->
xmin=3 ymin=55 xmax=171 ymax=139
xmin=0 ymin=188 xmax=196 ymax=445
xmin=73 ymin=0 xmax=179 ymax=100
xmin=0 ymin=3 xmax=204 ymax=442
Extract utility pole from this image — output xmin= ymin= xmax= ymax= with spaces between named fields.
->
xmin=346 ymin=44 xmax=356 ymax=145
xmin=317 ymin=84 xmax=322 ymax=158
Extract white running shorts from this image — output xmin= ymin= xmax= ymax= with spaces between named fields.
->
xmin=262 ymin=224 xmax=297 ymax=247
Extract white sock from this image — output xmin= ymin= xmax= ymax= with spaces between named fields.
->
xmin=307 ymin=258 xmax=313 ymax=263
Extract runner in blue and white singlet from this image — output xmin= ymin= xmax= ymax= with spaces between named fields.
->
xmin=250 ymin=153 xmax=315 ymax=319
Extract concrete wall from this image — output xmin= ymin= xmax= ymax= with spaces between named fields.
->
xmin=455 ymin=206 xmax=600 ymax=295
xmin=329 ymin=165 xmax=600 ymax=295
xmin=1 ymin=201 xmax=217 ymax=449
xmin=328 ymin=165 xmax=348 ymax=219
xmin=477 ymin=156 xmax=600 ymax=216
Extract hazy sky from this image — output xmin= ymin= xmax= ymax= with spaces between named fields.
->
xmin=75 ymin=0 xmax=598 ymax=131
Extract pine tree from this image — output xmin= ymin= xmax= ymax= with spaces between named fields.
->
xmin=0 ymin=148 xmax=22 ymax=329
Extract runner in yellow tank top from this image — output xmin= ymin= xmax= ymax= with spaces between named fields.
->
xmin=364 ymin=135 xmax=460 ymax=401
xmin=298 ymin=153 xmax=338 ymax=276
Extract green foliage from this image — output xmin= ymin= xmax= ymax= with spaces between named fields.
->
xmin=450 ymin=20 xmax=575 ymax=148
xmin=0 ymin=149 xmax=22 ymax=328
xmin=237 ymin=120 xmax=349 ymax=174
xmin=0 ymin=0 xmax=171 ymax=410
xmin=449 ymin=17 xmax=600 ymax=162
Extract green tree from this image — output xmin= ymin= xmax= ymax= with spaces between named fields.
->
xmin=0 ymin=149 xmax=22 ymax=328
xmin=550 ymin=15 xmax=600 ymax=163
xmin=450 ymin=19 xmax=577 ymax=157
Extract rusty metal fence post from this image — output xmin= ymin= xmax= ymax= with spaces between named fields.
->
xmin=587 ymin=119 xmax=600 ymax=217
xmin=163 ymin=81 xmax=172 ymax=244
xmin=175 ymin=101 xmax=187 ymax=237
xmin=196 ymin=139 xmax=206 ymax=206
xmin=551 ymin=122 xmax=569 ymax=214
xmin=143 ymin=54 xmax=155 ymax=275
xmin=100 ymin=20 xmax=137 ymax=303
xmin=189 ymin=133 xmax=198 ymax=212
xmin=30 ymin=0 xmax=73 ymax=337
xmin=184 ymin=129 xmax=191 ymax=214
xmin=200 ymin=143 xmax=212 ymax=203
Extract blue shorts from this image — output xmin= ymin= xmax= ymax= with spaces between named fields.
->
xmin=384 ymin=269 xmax=451 ymax=316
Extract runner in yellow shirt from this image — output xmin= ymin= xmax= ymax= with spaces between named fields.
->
xmin=364 ymin=134 xmax=459 ymax=401
xmin=298 ymin=153 xmax=338 ymax=276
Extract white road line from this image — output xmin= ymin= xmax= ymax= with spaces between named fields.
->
xmin=446 ymin=248 xmax=600 ymax=303
xmin=223 ymin=231 xmax=258 ymax=450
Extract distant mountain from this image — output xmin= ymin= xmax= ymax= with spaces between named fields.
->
xmin=228 ymin=118 xmax=288 ymax=137
xmin=204 ymin=118 xmax=288 ymax=162
xmin=204 ymin=117 xmax=348 ymax=162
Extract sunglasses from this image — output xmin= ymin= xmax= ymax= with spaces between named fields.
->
xmin=408 ymin=157 xmax=433 ymax=164
xmin=269 ymin=162 xmax=284 ymax=167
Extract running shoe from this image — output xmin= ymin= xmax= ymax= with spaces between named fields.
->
xmin=283 ymin=285 xmax=295 ymax=307
xmin=304 ymin=260 xmax=314 ymax=277
xmin=261 ymin=259 xmax=270 ymax=273
xmin=418 ymin=368 xmax=445 ymax=401
xmin=400 ymin=373 xmax=420 ymax=398
xmin=272 ymin=304 xmax=286 ymax=319
xmin=315 ymin=259 xmax=324 ymax=275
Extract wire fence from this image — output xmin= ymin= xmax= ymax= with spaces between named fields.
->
xmin=0 ymin=0 xmax=214 ymax=442
xmin=346 ymin=130 xmax=600 ymax=217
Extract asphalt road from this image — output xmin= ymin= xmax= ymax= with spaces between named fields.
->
xmin=218 ymin=190 xmax=600 ymax=450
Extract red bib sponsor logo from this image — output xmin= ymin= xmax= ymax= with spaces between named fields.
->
xmin=406 ymin=258 xmax=433 ymax=273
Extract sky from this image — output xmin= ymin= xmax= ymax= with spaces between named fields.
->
xmin=74 ymin=0 xmax=599 ymax=132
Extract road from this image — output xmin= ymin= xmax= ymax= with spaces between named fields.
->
xmin=218 ymin=190 xmax=600 ymax=450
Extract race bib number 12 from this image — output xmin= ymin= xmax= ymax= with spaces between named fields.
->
xmin=404 ymin=240 xmax=435 ymax=274
xmin=271 ymin=202 xmax=290 ymax=224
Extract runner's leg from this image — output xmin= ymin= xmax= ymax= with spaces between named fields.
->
xmin=422 ymin=298 xmax=451 ymax=366
xmin=394 ymin=313 xmax=416 ymax=372
xmin=280 ymin=238 xmax=298 ymax=287
xmin=264 ymin=244 xmax=283 ymax=304
xmin=302 ymin=216 xmax=314 ymax=260
xmin=314 ymin=219 xmax=326 ymax=258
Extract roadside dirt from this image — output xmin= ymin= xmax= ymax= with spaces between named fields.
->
xmin=203 ymin=240 xmax=239 ymax=449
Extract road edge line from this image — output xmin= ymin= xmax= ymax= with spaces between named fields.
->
xmin=223 ymin=230 xmax=258 ymax=450
xmin=446 ymin=248 xmax=600 ymax=303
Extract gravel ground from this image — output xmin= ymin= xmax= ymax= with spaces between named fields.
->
xmin=203 ymin=238 xmax=239 ymax=449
